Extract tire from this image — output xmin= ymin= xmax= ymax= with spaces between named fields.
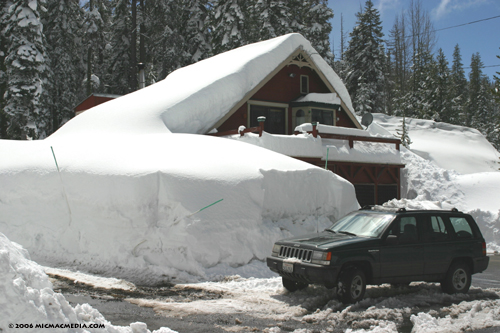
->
xmin=441 ymin=261 xmax=471 ymax=294
xmin=337 ymin=267 xmax=366 ymax=304
xmin=282 ymin=277 xmax=308 ymax=292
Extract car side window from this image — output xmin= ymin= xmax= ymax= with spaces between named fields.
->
xmin=388 ymin=216 xmax=418 ymax=243
xmin=449 ymin=217 xmax=474 ymax=239
xmin=424 ymin=215 xmax=450 ymax=242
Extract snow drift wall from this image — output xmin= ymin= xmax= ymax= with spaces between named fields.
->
xmin=0 ymin=134 xmax=358 ymax=283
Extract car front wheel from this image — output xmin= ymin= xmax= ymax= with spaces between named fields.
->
xmin=441 ymin=261 xmax=471 ymax=294
xmin=337 ymin=267 xmax=366 ymax=304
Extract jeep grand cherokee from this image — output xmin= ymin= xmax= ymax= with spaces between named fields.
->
xmin=266 ymin=207 xmax=489 ymax=303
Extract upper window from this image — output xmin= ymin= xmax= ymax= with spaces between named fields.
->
xmin=300 ymin=75 xmax=309 ymax=94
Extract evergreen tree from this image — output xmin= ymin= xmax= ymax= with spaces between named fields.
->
xmin=493 ymin=49 xmax=500 ymax=104
xmin=449 ymin=44 xmax=468 ymax=125
xmin=105 ymin=0 xmax=134 ymax=94
xmin=43 ymin=0 xmax=85 ymax=133
xmin=344 ymin=0 xmax=387 ymax=115
xmin=301 ymin=0 xmax=334 ymax=62
xmin=185 ymin=0 xmax=212 ymax=63
xmin=254 ymin=0 xmax=292 ymax=41
xmin=0 ymin=1 xmax=10 ymax=138
xmin=396 ymin=114 xmax=412 ymax=148
xmin=468 ymin=52 xmax=486 ymax=128
xmin=212 ymin=0 xmax=249 ymax=54
xmin=83 ymin=0 xmax=108 ymax=95
xmin=435 ymin=48 xmax=452 ymax=123
xmin=3 ymin=0 xmax=51 ymax=139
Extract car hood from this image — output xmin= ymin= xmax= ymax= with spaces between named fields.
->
xmin=278 ymin=231 xmax=377 ymax=250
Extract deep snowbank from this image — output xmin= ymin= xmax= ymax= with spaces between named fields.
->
xmin=0 ymin=232 xmax=176 ymax=333
xmin=0 ymin=134 xmax=358 ymax=283
xmin=372 ymin=113 xmax=499 ymax=174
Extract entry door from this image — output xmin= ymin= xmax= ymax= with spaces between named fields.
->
xmin=379 ymin=216 xmax=424 ymax=280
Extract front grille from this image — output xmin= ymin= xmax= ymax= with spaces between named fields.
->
xmin=279 ymin=246 xmax=313 ymax=262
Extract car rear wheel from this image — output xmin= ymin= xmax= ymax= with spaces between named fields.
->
xmin=282 ymin=277 xmax=308 ymax=292
xmin=337 ymin=267 xmax=366 ymax=304
xmin=441 ymin=261 xmax=471 ymax=294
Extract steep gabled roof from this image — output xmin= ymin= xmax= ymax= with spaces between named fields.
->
xmin=50 ymin=34 xmax=360 ymax=140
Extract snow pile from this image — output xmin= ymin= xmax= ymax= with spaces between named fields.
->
xmin=0 ymin=134 xmax=358 ymax=283
xmin=0 ymin=232 xmax=176 ymax=333
xmin=372 ymin=113 xmax=499 ymax=174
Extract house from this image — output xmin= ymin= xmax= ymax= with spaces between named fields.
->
xmin=66 ymin=33 xmax=404 ymax=206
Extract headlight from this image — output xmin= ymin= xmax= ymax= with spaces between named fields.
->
xmin=311 ymin=251 xmax=332 ymax=265
xmin=272 ymin=244 xmax=281 ymax=257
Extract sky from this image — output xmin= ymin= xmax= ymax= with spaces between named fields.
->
xmin=328 ymin=0 xmax=500 ymax=79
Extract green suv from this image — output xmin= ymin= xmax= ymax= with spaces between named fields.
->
xmin=267 ymin=207 xmax=489 ymax=303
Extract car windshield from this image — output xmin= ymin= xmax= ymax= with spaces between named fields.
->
xmin=329 ymin=212 xmax=395 ymax=238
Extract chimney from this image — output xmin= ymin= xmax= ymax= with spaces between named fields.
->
xmin=137 ymin=63 xmax=145 ymax=89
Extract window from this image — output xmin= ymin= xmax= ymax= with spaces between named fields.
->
xmin=389 ymin=216 xmax=418 ymax=243
xmin=312 ymin=109 xmax=334 ymax=125
xmin=249 ymin=104 xmax=286 ymax=134
xmin=295 ymin=109 xmax=306 ymax=126
xmin=423 ymin=215 xmax=450 ymax=242
xmin=449 ymin=217 xmax=474 ymax=239
xmin=300 ymin=75 xmax=309 ymax=94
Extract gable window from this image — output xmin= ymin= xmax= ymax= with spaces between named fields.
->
xmin=248 ymin=102 xmax=288 ymax=134
xmin=300 ymin=75 xmax=309 ymax=94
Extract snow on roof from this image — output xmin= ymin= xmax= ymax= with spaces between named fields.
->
xmin=292 ymin=92 xmax=341 ymax=106
xmin=50 ymin=33 xmax=356 ymax=139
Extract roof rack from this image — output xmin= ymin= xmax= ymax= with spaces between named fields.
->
xmin=397 ymin=208 xmax=406 ymax=213
xmin=359 ymin=205 xmax=375 ymax=210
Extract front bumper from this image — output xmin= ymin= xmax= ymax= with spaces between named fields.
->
xmin=266 ymin=256 xmax=340 ymax=288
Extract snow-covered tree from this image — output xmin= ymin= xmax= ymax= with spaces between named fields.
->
xmin=449 ymin=44 xmax=468 ymax=125
xmin=435 ymin=48 xmax=452 ymax=123
xmin=43 ymin=0 xmax=85 ymax=133
xmin=185 ymin=0 xmax=212 ymax=63
xmin=0 ymin=1 xmax=10 ymax=138
xmin=3 ymin=0 xmax=51 ymax=139
xmin=301 ymin=0 xmax=334 ymax=63
xmin=344 ymin=0 xmax=387 ymax=115
xmin=396 ymin=114 xmax=412 ymax=148
xmin=254 ymin=0 xmax=292 ymax=41
xmin=104 ymin=0 xmax=133 ymax=94
xmin=83 ymin=0 xmax=108 ymax=95
xmin=212 ymin=0 xmax=249 ymax=54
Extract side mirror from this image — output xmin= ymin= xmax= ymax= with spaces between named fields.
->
xmin=385 ymin=234 xmax=398 ymax=245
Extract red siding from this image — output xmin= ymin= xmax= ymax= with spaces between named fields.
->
xmin=217 ymin=64 xmax=357 ymax=133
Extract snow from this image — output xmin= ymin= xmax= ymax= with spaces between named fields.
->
xmin=1 ymin=32 xmax=500 ymax=332
xmin=0 ymin=232 xmax=176 ymax=333
xmin=372 ymin=113 xmax=499 ymax=174
xmin=293 ymin=92 xmax=341 ymax=105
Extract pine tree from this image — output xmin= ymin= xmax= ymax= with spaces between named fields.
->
xmin=396 ymin=114 xmax=412 ymax=148
xmin=0 ymin=1 xmax=10 ymax=138
xmin=254 ymin=0 xmax=292 ymax=41
xmin=450 ymin=44 xmax=468 ymax=125
xmin=43 ymin=0 xmax=85 ymax=133
xmin=3 ymin=0 xmax=51 ymax=139
xmin=185 ymin=0 xmax=212 ymax=63
xmin=468 ymin=52 xmax=486 ymax=128
xmin=435 ymin=48 xmax=452 ymax=123
xmin=105 ymin=0 xmax=134 ymax=94
xmin=301 ymin=0 xmax=334 ymax=62
xmin=82 ymin=0 xmax=108 ymax=95
xmin=212 ymin=0 xmax=249 ymax=54
xmin=344 ymin=0 xmax=387 ymax=115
